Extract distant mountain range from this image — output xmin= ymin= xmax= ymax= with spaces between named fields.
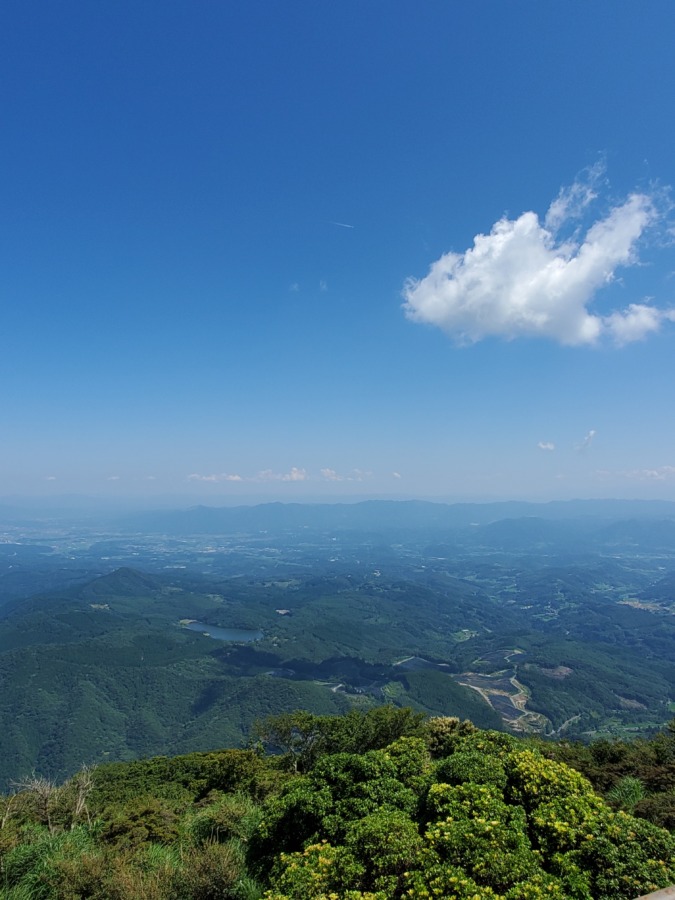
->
xmin=118 ymin=498 xmax=675 ymax=536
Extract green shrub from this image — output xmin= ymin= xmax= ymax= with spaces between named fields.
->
xmin=171 ymin=839 xmax=250 ymax=900
xmin=186 ymin=792 xmax=261 ymax=847
xmin=435 ymin=750 xmax=507 ymax=792
xmin=99 ymin=797 xmax=180 ymax=849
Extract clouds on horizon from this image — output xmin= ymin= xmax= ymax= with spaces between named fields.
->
xmin=320 ymin=467 xmax=371 ymax=482
xmin=188 ymin=468 xmax=308 ymax=484
xmin=188 ymin=473 xmax=244 ymax=483
xmin=618 ymin=465 xmax=675 ymax=482
xmin=188 ymin=467 xmax=377 ymax=485
xmin=259 ymin=467 xmax=308 ymax=482
xmin=403 ymin=169 xmax=674 ymax=346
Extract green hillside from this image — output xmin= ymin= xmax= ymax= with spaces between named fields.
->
xmin=1 ymin=554 xmax=674 ymax=790
xmin=1 ymin=710 xmax=674 ymax=899
xmin=0 ymin=568 xmax=505 ymax=789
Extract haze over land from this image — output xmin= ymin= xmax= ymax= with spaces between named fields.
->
xmin=1 ymin=497 xmax=675 ymax=790
xmin=2 ymin=3 xmax=675 ymax=503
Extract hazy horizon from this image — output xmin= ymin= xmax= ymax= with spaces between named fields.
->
xmin=4 ymin=492 xmax=675 ymax=518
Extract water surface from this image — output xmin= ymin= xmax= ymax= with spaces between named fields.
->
xmin=182 ymin=621 xmax=263 ymax=642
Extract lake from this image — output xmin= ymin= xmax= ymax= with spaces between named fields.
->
xmin=182 ymin=621 xmax=263 ymax=642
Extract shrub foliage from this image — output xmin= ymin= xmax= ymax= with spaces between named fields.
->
xmin=0 ymin=709 xmax=673 ymax=899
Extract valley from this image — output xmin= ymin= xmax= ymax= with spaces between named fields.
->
xmin=1 ymin=498 xmax=674 ymax=790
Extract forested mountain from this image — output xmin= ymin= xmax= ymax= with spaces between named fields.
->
xmin=1 ymin=499 xmax=674 ymax=792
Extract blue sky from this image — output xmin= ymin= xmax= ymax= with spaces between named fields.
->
xmin=2 ymin=1 xmax=675 ymax=504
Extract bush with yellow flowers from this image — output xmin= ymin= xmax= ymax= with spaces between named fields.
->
xmin=253 ymin=728 xmax=675 ymax=900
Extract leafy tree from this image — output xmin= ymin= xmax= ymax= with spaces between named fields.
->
xmin=252 ymin=707 xmax=425 ymax=774
xmin=569 ymin=811 xmax=675 ymax=900
xmin=423 ymin=716 xmax=477 ymax=759
xmin=344 ymin=809 xmax=423 ymax=895
xmin=402 ymin=862 xmax=504 ymax=899
xmin=434 ymin=749 xmax=508 ymax=792
xmin=247 ymin=777 xmax=334 ymax=873
xmin=99 ymin=796 xmax=180 ymax=849
xmin=252 ymin=711 xmax=329 ymax=773
xmin=265 ymin=840 xmax=378 ymax=900
xmin=634 ymin=792 xmax=675 ymax=830
xmin=425 ymin=783 xmax=540 ymax=893
xmin=382 ymin=736 xmax=432 ymax=794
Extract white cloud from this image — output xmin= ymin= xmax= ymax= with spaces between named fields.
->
xmin=544 ymin=160 xmax=604 ymax=232
xmin=596 ymin=465 xmax=675 ymax=482
xmin=403 ymin=171 xmax=671 ymax=346
xmin=188 ymin=473 xmax=243 ymax=483
xmin=106 ymin=475 xmax=121 ymax=481
xmin=257 ymin=468 xmax=307 ymax=482
xmin=351 ymin=468 xmax=370 ymax=481
xmin=537 ymin=441 xmax=555 ymax=451
xmin=392 ymin=471 xmax=402 ymax=479
xmin=320 ymin=467 xmax=371 ymax=482
xmin=289 ymin=282 xmax=300 ymax=292
xmin=621 ymin=465 xmax=675 ymax=481
xmin=605 ymin=303 xmax=668 ymax=345
xmin=319 ymin=280 xmax=328 ymax=292
xmin=281 ymin=467 xmax=307 ymax=482
xmin=189 ymin=469 xmax=307 ymax=484
xmin=45 ymin=475 xmax=57 ymax=481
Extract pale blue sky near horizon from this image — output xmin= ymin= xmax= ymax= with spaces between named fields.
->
xmin=2 ymin=1 xmax=675 ymax=505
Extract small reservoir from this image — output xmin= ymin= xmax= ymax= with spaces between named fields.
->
xmin=181 ymin=621 xmax=263 ymax=642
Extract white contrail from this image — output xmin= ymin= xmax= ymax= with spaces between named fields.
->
xmin=576 ymin=429 xmax=597 ymax=452
xmin=329 ymin=221 xmax=355 ymax=229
